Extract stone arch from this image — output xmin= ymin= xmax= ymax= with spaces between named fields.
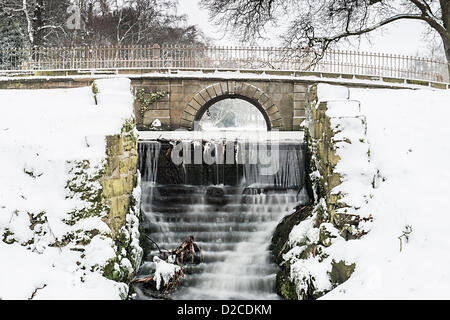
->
xmin=180 ymin=82 xmax=285 ymax=130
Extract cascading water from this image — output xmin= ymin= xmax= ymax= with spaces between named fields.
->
xmin=138 ymin=142 xmax=161 ymax=182
xmin=135 ymin=139 xmax=309 ymax=300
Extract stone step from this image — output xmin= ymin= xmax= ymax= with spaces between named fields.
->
xmin=142 ymin=212 xmax=287 ymax=224
xmin=145 ymin=221 xmax=269 ymax=233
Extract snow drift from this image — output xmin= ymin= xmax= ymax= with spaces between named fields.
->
xmin=285 ymin=83 xmax=450 ymax=299
xmin=0 ymin=78 xmax=138 ymax=300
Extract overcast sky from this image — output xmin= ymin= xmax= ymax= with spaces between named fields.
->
xmin=178 ymin=0 xmax=436 ymax=57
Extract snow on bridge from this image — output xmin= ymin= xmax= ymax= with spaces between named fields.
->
xmin=0 ymin=45 xmax=449 ymax=132
xmin=1 ymin=44 xmax=449 ymax=84
xmin=0 ymin=67 xmax=449 ymax=132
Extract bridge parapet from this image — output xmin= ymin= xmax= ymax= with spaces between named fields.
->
xmin=1 ymin=45 xmax=449 ymax=84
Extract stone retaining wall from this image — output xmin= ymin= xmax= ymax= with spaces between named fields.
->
xmin=306 ymin=85 xmax=369 ymax=230
xmin=273 ymin=83 xmax=372 ymax=300
xmin=102 ymin=120 xmax=139 ymax=238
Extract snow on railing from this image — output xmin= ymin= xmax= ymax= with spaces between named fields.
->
xmin=0 ymin=44 xmax=449 ymax=83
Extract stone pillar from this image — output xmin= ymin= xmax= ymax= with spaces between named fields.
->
xmin=152 ymin=44 xmax=161 ymax=68
xmin=293 ymin=83 xmax=307 ymax=129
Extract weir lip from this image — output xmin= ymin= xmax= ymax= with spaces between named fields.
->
xmin=137 ymin=130 xmax=305 ymax=142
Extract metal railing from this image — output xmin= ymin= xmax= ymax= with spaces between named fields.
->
xmin=0 ymin=44 xmax=449 ymax=83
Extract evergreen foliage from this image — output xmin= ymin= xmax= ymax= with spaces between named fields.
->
xmin=0 ymin=17 xmax=26 ymax=69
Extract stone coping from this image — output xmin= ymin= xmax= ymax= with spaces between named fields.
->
xmin=0 ymin=68 xmax=448 ymax=90
xmin=137 ymin=130 xmax=305 ymax=141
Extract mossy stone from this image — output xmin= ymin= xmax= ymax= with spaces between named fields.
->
xmin=106 ymin=157 xmax=120 ymax=176
xmin=106 ymin=135 xmax=123 ymax=156
xmin=119 ymin=158 xmax=130 ymax=175
xmin=327 ymin=173 xmax=342 ymax=190
xmin=276 ymin=265 xmax=298 ymax=300
xmin=123 ymin=175 xmax=135 ymax=194
xmin=117 ymin=196 xmax=131 ymax=216
xmin=271 ymin=205 xmax=314 ymax=265
xmin=101 ymin=180 xmax=114 ymax=198
xmin=329 ymin=260 xmax=355 ymax=286
xmin=111 ymin=178 xmax=125 ymax=197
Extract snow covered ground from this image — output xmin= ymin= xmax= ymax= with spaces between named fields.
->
xmin=1 ymin=73 xmax=449 ymax=300
xmin=307 ymin=84 xmax=450 ymax=299
xmin=0 ymin=78 xmax=136 ymax=299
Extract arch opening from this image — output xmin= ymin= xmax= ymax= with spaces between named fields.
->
xmin=194 ymin=94 xmax=271 ymax=131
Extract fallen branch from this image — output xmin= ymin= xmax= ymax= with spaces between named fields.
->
xmin=131 ymin=276 xmax=153 ymax=285
xmin=132 ymin=237 xmax=201 ymax=295
xmin=132 ymin=257 xmax=185 ymax=294
xmin=29 ymin=284 xmax=47 ymax=300
xmin=146 ymin=235 xmax=202 ymax=264
xmin=145 ymin=235 xmax=166 ymax=255
xmin=173 ymin=236 xmax=201 ymax=265
xmin=398 ymin=225 xmax=413 ymax=252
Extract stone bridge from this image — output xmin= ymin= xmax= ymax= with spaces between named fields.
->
xmin=1 ymin=69 xmax=449 ymax=131
xmin=1 ymin=45 xmax=449 ymax=131
xmin=133 ymin=76 xmax=307 ymax=131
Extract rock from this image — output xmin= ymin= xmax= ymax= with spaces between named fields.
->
xmin=151 ymin=119 xmax=162 ymax=128
xmin=271 ymin=205 xmax=314 ymax=300
xmin=205 ymin=186 xmax=228 ymax=206
xmin=271 ymin=205 xmax=314 ymax=265
xmin=329 ymin=260 xmax=355 ymax=286
xmin=275 ymin=263 xmax=298 ymax=300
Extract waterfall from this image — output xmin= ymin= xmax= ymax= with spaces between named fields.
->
xmin=138 ymin=141 xmax=161 ymax=183
xmin=239 ymin=142 xmax=306 ymax=189
xmin=138 ymin=141 xmax=163 ymax=236
xmin=135 ymin=139 xmax=309 ymax=300
xmin=173 ymin=189 xmax=302 ymax=300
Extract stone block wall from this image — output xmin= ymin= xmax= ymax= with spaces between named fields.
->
xmin=0 ymin=77 xmax=92 ymax=89
xmin=306 ymin=85 xmax=370 ymax=229
xmin=273 ymin=83 xmax=371 ymax=300
xmin=133 ymin=80 xmax=171 ymax=127
xmin=293 ymin=83 xmax=307 ymax=129
xmin=307 ymin=86 xmax=343 ymax=212
xmin=92 ymin=119 xmax=143 ymax=287
xmin=132 ymin=78 xmax=308 ymax=131
xmin=102 ymin=121 xmax=139 ymax=238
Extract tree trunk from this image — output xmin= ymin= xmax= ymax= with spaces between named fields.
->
xmin=441 ymin=0 xmax=450 ymax=82
xmin=442 ymin=35 xmax=450 ymax=82
xmin=33 ymin=0 xmax=44 ymax=47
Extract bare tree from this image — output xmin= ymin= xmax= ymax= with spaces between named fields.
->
xmin=0 ymin=0 xmax=70 ymax=47
xmin=201 ymin=0 xmax=450 ymax=74
xmin=75 ymin=0 xmax=206 ymax=46
xmin=0 ymin=0 xmax=206 ymax=47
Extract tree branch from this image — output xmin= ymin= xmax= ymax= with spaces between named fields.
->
xmin=410 ymin=0 xmax=449 ymax=39
xmin=439 ymin=0 xmax=449 ymax=29
xmin=322 ymin=13 xmax=426 ymax=44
